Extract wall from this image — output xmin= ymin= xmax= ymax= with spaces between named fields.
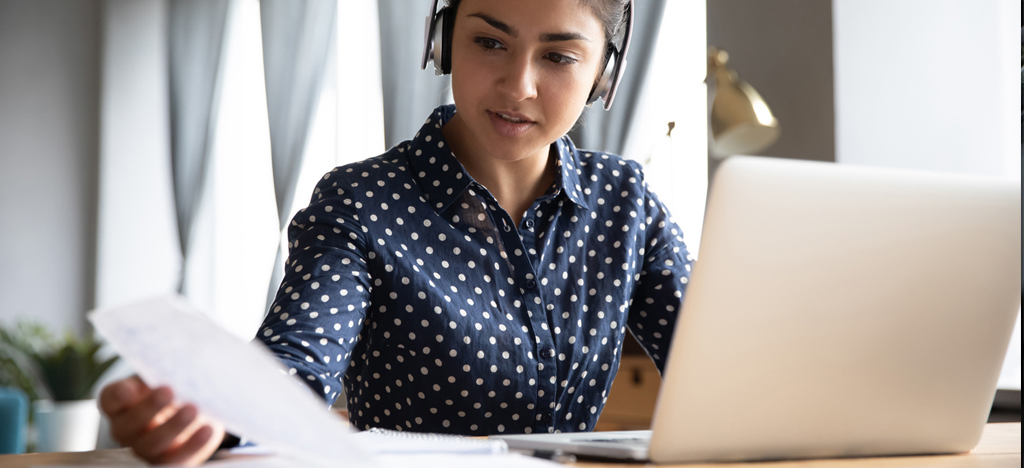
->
xmin=706 ymin=0 xmax=836 ymax=177
xmin=833 ymin=0 xmax=1020 ymax=178
xmin=0 ymin=0 xmax=102 ymax=333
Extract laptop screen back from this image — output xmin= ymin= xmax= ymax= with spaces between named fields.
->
xmin=650 ymin=157 xmax=1021 ymax=463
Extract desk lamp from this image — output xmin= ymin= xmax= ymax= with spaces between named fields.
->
xmin=707 ymin=47 xmax=780 ymax=157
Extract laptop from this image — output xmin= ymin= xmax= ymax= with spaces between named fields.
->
xmin=493 ymin=156 xmax=1021 ymax=463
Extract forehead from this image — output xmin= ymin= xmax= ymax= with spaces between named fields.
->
xmin=454 ymin=0 xmax=604 ymax=40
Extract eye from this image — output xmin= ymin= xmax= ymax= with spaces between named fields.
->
xmin=544 ymin=52 xmax=578 ymax=66
xmin=473 ymin=37 xmax=505 ymax=51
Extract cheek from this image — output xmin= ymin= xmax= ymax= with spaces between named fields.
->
xmin=553 ymin=58 xmax=604 ymax=104
xmin=543 ymin=71 xmax=593 ymax=117
xmin=448 ymin=46 xmax=485 ymax=97
xmin=449 ymin=67 xmax=484 ymax=110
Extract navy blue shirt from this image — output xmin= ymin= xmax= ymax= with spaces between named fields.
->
xmin=258 ymin=105 xmax=693 ymax=435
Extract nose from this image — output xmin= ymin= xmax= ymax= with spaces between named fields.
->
xmin=496 ymin=54 xmax=538 ymax=102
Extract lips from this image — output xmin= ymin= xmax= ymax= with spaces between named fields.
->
xmin=494 ymin=111 xmax=531 ymax=123
xmin=488 ymin=110 xmax=535 ymax=137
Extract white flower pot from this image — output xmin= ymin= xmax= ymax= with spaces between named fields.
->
xmin=32 ymin=399 xmax=101 ymax=452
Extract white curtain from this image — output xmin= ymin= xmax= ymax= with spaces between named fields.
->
xmin=377 ymin=0 xmax=452 ymax=149
xmin=168 ymin=0 xmax=230 ymax=294
xmin=260 ymin=0 xmax=338 ymax=311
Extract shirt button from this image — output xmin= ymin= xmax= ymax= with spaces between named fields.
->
xmin=546 ymin=349 xmax=556 ymax=358
xmin=525 ymin=219 xmax=535 ymax=229
xmin=540 ymin=412 xmax=553 ymax=424
xmin=525 ymin=279 xmax=537 ymax=289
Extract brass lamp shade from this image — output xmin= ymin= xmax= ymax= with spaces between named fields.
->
xmin=708 ymin=47 xmax=779 ymax=157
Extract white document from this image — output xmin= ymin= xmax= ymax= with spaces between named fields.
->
xmin=89 ymin=295 xmax=372 ymax=468
xmin=376 ymin=454 xmax=561 ymax=468
xmin=351 ymin=428 xmax=507 ymax=455
xmin=89 ymin=295 xmax=516 ymax=466
xmin=204 ymin=453 xmax=562 ymax=468
xmin=204 ymin=453 xmax=561 ymax=468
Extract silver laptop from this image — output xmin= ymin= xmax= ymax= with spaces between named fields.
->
xmin=494 ymin=156 xmax=1021 ymax=463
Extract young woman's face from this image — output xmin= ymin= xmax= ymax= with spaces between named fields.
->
xmin=448 ymin=0 xmax=607 ymax=163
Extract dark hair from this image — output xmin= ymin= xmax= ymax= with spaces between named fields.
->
xmin=444 ymin=0 xmax=629 ymax=49
xmin=578 ymin=0 xmax=630 ymax=52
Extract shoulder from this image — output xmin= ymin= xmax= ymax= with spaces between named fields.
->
xmin=289 ymin=145 xmax=418 ymax=236
xmin=576 ymin=149 xmax=644 ymax=179
xmin=308 ymin=145 xmax=415 ymax=205
xmin=569 ymin=144 xmax=648 ymax=199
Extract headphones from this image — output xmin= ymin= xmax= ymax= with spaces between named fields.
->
xmin=420 ymin=0 xmax=634 ymax=111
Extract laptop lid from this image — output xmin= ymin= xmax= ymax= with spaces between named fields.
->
xmin=648 ymin=156 xmax=1021 ymax=463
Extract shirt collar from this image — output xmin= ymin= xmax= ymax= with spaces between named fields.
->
xmin=552 ymin=135 xmax=590 ymax=210
xmin=406 ymin=105 xmax=589 ymax=215
xmin=404 ymin=105 xmax=472 ymax=214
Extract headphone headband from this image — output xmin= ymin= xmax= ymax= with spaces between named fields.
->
xmin=421 ymin=0 xmax=634 ymax=110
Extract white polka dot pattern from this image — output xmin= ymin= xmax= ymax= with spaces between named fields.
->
xmin=258 ymin=105 xmax=692 ymax=436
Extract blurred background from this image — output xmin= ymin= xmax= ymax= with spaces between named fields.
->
xmin=0 ymin=0 xmax=1020 ymax=450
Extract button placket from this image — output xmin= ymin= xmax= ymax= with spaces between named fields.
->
xmin=516 ymin=206 xmax=564 ymax=433
xmin=484 ymin=206 xmax=551 ymax=434
xmin=493 ymin=213 xmax=555 ymax=380
xmin=511 ymin=216 xmax=559 ymax=433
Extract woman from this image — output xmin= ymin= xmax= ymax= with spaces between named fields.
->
xmin=99 ymin=0 xmax=692 ymax=464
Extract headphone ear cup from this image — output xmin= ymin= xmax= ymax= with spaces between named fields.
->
xmin=421 ymin=0 xmax=440 ymax=73
xmin=587 ymin=50 xmax=618 ymax=105
xmin=439 ymin=6 xmax=456 ymax=75
xmin=587 ymin=0 xmax=633 ymax=110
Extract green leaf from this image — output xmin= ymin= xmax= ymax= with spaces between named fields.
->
xmin=0 ymin=321 xmax=119 ymax=401
xmin=0 ymin=350 xmax=41 ymax=401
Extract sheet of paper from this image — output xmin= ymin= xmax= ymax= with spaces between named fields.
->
xmin=208 ymin=453 xmax=562 ymax=468
xmin=377 ymin=453 xmax=562 ymax=468
xmin=350 ymin=428 xmax=508 ymax=455
xmin=89 ymin=295 xmax=372 ymax=468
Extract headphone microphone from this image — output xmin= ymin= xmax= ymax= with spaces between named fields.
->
xmin=420 ymin=0 xmax=634 ymax=111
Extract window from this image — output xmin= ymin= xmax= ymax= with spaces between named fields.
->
xmin=207 ymin=0 xmax=278 ymax=339
xmin=205 ymin=0 xmax=385 ymax=339
xmin=622 ymin=0 xmax=708 ymax=257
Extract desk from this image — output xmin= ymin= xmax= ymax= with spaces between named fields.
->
xmin=0 ymin=423 xmax=1018 ymax=468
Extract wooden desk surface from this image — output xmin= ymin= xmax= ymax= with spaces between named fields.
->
xmin=1 ymin=423 xmax=1018 ymax=468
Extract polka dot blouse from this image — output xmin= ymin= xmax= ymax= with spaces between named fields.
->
xmin=258 ymin=105 xmax=693 ymax=436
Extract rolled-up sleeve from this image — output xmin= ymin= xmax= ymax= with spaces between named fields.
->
xmin=626 ymin=179 xmax=693 ymax=373
xmin=257 ymin=170 xmax=372 ymax=405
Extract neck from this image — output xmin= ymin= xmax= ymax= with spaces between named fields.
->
xmin=442 ymin=113 xmax=556 ymax=226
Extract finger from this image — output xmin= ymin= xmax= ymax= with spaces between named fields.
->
xmin=158 ymin=425 xmax=221 ymax=467
xmin=109 ymin=386 xmax=174 ymax=446
xmin=99 ymin=376 xmax=149 ymax=416
xmin=133 ymin=404 xmax=199 ymax=461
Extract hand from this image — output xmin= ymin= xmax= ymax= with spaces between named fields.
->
xmin=99 ymin=376 xmax=226 ymax=466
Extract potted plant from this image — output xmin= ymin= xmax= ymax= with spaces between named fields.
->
xmin=0 ymin=322 xmax=118 ymax=452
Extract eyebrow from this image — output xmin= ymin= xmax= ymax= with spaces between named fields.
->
xmin=466 ymin=13 xmax=591 ymax=43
